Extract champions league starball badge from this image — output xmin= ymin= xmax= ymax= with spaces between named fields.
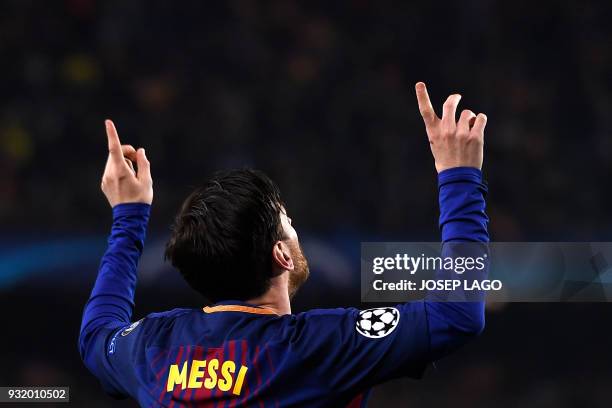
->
xmin=355 ymin=307 xmax=400 ymax=339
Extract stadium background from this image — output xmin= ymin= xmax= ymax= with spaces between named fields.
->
xmin=1 ymin=0 xmax=611 ymax=406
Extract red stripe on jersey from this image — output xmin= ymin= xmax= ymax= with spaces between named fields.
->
xmin=160 ymin=345 xmax=184 ymax=406
xmin=238 ymin=340 xmax=250 ymax=406
xmin=264 ymin=346 xmax=280 ymax=408
xmin=251 ymin=345 xmax=265 ymax=408
xmin=146 ymin=349 xmax=167 ymax=405
xmin=193 ymin=346 xmax=215 ymax=408
xmin=346 ymin=393 xmax=364 ymax=408
xmin=155 ymin=362 xmax=168 ymax=381
xmin=213 ymin=343 xmax=231 ymax=408
xmin=149 ymin=349 xmax=169 ymax=398
xmin=265 ymin=346 xmax=276 ymax=385
xmin=150 ymin=350 xmax=167 ymax=368
xmin=183 ymin=345 xmax=203 ymax=407
xmin=170 ymin=345 xmax=192 ymax=408
xmin=176 ymin=345 xmax=193 ymax=403
xmin=207 ymin=348 xmax=222 ymax=405
xmin=227 ymin=340 xmax=237 ymax=408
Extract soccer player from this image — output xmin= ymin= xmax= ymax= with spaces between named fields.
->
xmin=79 ymin=82 xmax=488 ymax=407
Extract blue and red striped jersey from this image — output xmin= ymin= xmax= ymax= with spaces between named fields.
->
xmin=79 ymin=167 xmax=488 ymax=407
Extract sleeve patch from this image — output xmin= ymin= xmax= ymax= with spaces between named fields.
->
xmin=108 ymin=319 xmax=145 ymax=355
xmin=355 ymin=307 xmax=400 ymax=339
xmin=121 ymin=319 xmax=144 ymax=337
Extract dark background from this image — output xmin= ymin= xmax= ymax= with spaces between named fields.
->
xmin=1 ymin=0 xmax=611 ymax=406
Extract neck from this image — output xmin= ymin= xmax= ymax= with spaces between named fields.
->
xmin=246 ymin=272 xmax=291 ymax=315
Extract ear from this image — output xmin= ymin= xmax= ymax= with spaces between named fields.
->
xmin=272 ymin=241 xmax=294 ymax=272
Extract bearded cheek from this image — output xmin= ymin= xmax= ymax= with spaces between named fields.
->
xmin=285 ymin=239 xmax=309 ymax=297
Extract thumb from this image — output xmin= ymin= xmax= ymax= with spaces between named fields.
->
xmin=136 ymin=148 xmax=152 ymax=183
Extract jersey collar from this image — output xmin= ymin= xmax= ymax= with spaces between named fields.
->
xmin=203 ymin=300 xmax=279 ymax=316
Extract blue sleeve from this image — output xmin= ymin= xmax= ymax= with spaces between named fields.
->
xmin=424 ymin=166 xmax=489 ymax=360
xmin=78 ymin=203 xmax=151 ymax=397
xmin=289 ymin=167 xmax=488 ymax=396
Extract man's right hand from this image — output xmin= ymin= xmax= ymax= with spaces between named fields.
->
xmin=101 ymin=120 xmax=153 ymax=207
xmin=415 ymin=82 xmax=487 ymax=173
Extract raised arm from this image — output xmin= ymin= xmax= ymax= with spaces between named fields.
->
xmin=287 ymin=84 xmax=490 ymax=398
xmin=78 ymin=120 xmax=153 ymax=393
xmin=416 ymin=82 xmax=489 ymax=359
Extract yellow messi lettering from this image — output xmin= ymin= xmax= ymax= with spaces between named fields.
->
xmin=187 ymin=359 xmax=206 ymax=389
xmin=204 ymin=358 xmax=219 ymax=390
xmin=166 ymin=361 xmax=188 ymax=392
xmin=232 ymin=365 xmax=248 ymax=395
xmin=218 ymin=360 xmax=235 ymax=392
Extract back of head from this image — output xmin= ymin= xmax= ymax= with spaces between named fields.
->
xmin=165 ymin=169 xmax=284 ymax=303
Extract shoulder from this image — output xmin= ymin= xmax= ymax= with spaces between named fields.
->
xmin=284 ymin=305 xmax=413 ymax=343
xmin=121 ymin=308 xmax=197 ymax=339
xmin=135 ymin=308 xmax=196 ymax=328
xmin=275 ymin=307 xmax=361 ymax=344
xmin=294 ymin=307 xmax=359 ymax=322
xmin=144 ymin=307 xmax=195 ymax=320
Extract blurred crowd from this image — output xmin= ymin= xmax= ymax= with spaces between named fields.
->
xmin=0 ymin=0 xmax=610 ymax=239
xmin=1 ymin=0 xmax=611 ymax=406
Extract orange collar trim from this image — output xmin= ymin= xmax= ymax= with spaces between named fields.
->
xmin=203 ymin=305 xmax=278 ymax=315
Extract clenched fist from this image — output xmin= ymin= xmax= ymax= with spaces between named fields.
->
xmin=101 ymin=120 xmax=153 ymax=207
xmin=415 ymin=82 xmax=487 ymax=173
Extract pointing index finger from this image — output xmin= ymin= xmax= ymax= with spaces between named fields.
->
xmin=415 ymin=82 xmax=438 ymax=127
xmin=105 ymin=119 xmax=124 ymax=164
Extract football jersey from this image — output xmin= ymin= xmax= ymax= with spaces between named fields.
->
xmin=79 ymin=167 xmax=488 ymax=407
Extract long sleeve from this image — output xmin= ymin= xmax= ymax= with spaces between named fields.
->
xmin=78 ymin=203 xmax=150 ymax=395
xmin=425 ymin=166 xmax=489 ymax=359
xmin=437 ymin=167 xmax=489 ymax=243
xmin=290 ymin=167 xmax=490 ymax=396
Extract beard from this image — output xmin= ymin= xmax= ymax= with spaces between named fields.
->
xmin=286 ymin=239 xmax=310 ymax=299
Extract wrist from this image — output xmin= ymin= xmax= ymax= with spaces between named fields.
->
xmin=436 ymin=162 xmax=482 ymax=174
xmin=112 ymin=202 xmax=151 ymax=220
xmin=438 ymin=167 xmax=483 ymax=188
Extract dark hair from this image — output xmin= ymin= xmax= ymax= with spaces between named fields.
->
xmin=165 ymin=169 xmax=285 ymax=303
